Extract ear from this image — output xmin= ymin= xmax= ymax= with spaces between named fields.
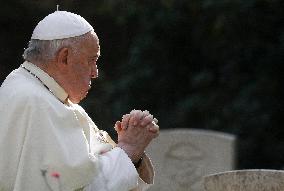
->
xmin=56 ymin=47 xmax=69 ymax=69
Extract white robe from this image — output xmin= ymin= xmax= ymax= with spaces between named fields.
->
xmin=0 ymin=61 xmax=154 ymax=191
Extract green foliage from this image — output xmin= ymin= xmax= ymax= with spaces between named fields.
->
xmin=1 ymin=0 xmax=284 ymax=169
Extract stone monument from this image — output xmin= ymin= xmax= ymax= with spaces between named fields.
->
xmin=146 ymin=129 xmax=236 ymax=191
xmin=203 ymin=169 xmax=284 ymax=191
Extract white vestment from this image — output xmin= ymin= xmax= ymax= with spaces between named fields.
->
xmin=0 ymin=62 xmax=154 ymax=191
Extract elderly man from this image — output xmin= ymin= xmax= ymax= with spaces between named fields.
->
xmin=0 ymin=11 xmax=159 ymax=191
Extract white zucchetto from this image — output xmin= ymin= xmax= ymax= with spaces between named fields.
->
xmin=31 ymin=11 xmax=94 ymax=40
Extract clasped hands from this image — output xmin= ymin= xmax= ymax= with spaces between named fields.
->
xmin=115 ymin=110 xmax=159 ymax=163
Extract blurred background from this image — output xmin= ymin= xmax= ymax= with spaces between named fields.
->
xmin=0 ymin=0 xmax=283 ymax=169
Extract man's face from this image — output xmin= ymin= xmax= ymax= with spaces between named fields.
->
xmin=66 ymin=32 xmax=100 ymax=103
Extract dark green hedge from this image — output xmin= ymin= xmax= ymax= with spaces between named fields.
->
xmin=1 ymin=0 xmax=283 ymax=169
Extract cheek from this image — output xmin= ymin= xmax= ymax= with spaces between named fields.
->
xmin=70 ymin=62 xmax=92 ymax=88
xmin=72 ymin=64 xmax=91 ymax=80
xmin=78 ymin=69 xmax=92 ymax=86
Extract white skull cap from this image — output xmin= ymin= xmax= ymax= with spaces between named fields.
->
xmin=31 ymin=11 xmax=94 ymax=40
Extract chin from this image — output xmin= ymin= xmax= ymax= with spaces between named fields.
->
xmin=69 ymin=98 xmax=81 ymax=104
xmin=69 ymin=89 xmax=89 ymax=104
xmin=69 ymin=95 xmax=83 ymax=104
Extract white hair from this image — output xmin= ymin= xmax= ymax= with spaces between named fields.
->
xmin=22 ymin=34 xmax=88 ymax=64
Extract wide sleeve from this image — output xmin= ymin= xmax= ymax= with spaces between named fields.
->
xmin=84 ymin=147 xmax=138 ymax=191
xmin=84 ymin=148 xmax=155 ymax=191
xmin=75 ymin=105 xmax=155 ymax=191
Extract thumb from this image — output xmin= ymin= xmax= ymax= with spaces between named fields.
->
xmin=114 ymin=121 xmax=122 ymax=132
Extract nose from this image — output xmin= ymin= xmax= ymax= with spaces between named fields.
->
xmin=91 ymin=64 xmax=98 ymax=78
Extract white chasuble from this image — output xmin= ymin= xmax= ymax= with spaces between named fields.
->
xmin=0 ymin=62 xmax=153 ymax=191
